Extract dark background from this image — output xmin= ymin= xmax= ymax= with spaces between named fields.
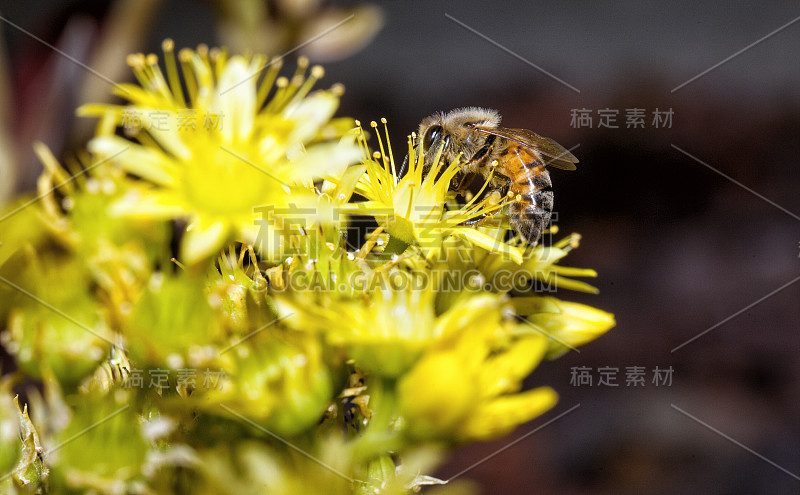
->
xmin=2 ymin=1 xmax=799 ymax=493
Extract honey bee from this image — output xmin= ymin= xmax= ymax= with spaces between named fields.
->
xmin=411 ymin=107 xmax=578 ymax=245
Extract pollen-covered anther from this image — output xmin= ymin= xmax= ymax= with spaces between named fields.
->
xmin=126 ymin=53 xmax=145 ymax=68
xmin=310 ymin=65 xmax=325 ymax=79
xmin=178 ymin=48 xmax=193 ymax=63
xmin=486 ymin=190 xmax=503 ymax=205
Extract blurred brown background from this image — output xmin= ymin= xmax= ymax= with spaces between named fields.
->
xmin=1 ymin=1 xmax=799 ymax=493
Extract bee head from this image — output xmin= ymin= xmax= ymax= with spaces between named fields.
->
xmin=416 ymin=107 xmax=500 ymax=167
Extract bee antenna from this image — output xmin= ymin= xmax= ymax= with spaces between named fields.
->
xmin=398 ymin=153 xmax=409 ymax=178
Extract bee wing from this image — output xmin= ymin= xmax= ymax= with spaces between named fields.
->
xmin=473 ymin=125 xmax=578 ymax=170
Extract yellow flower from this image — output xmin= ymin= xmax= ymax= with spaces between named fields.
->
xmin=434 ymin=232 xmax=601 ymax=295
xmin=341 ymin=120 xmax=523 ymax=262
xmin=276 ymin=283 xmax=440 ymax=377
xmin=78 ymin=41 xmax=361 ymax=264
xmin=518 ymin=296 xmax=616 ymax=359
xmin=396 ymin=294 xmax=558 ymax=442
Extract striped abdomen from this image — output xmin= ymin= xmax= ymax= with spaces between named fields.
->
xmin=502 ymin=145 xmax=554 ymax=244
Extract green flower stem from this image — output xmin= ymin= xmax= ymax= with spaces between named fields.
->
xmin=352 ymin=377 xmax=403 ymax=468
xmin=358 ymin=454 xmax=397 ymax=495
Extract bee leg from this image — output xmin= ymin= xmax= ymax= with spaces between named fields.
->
xmin=461 ymin=190 xmax=505 ymax=226
xmin=460 ymin=174 xmax=510 ymax=226
xmin=450 ymin=171 xmax=477 ymax=196
xmin=461 ymin=213 xmax=489 ymax=226
xmin=342 ymin=396 xmax=359 ymax=435
xmin=447 ymin=138 xmax=494 ymax=197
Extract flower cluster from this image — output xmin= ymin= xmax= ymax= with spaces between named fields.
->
xmin=0 ymin=41 xmax=614 ymax=494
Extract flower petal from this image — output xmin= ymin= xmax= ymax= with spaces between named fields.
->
xmin=216 ymin=56 xmax=256 ymax=145
xmin=284 ymin=91 xmax=339 ymax=145
xmin=526 ymin=298 xmax=616 ymax=359
xmin=287 ymin=142 xmax=362 ymax=183
xmin=88 ymin=137 xmax=178 ymax=187
xmin=462 ymin=386 xmax=558 ymax=441
xmin=478 ymin=335 xmax=548 ymax=396
xmin=448 ymin=227 xmax=524 ymax=264
xmin=180 ymin=219 xmax=229 ymax=264
xmin=109 ymin=188 xmax=185 ymax=219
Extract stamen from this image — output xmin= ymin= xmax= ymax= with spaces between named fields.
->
xmin=265 ymin=76 xmax=289 ymax=112
xmin=554 ymin=233 xmax=581 ymax=250
xmin=463 ymin=160 xmax=497 ymax=210
xmin=370 ymin=121 xmax=391 ymax=180
xmin=414 ymin=133 xmax=426 ymax=185
xmin=209 ymin=47 xmax=229 ymax=80
xmin=192 ymin=45 xmax=214 ymax=94
xmin=178 ymin=48 xmax=198 ymax=106
xmin=330 ymin=83 xmax=345 ymax=97
xmin=196 ymin=44 xmax=210 ymax=66
xmin=256 ymin=57 xmax=283 ymax=108
xmin=463 ymin=190 xmax=512 ymax=220
xmin=287 ymin=65 xmax=324 ymax=107
xmin=406 ymin=133 xmax=417 ymax=176
xmin=381 ymin=118 xmax=397 ymax=184
xmin=162 ymin=39 xmax=186 ymax=107
xmin=126 ymin=53 xmax=150 ymax=90
xmin=422 ymin=141 xmax=447 ymax=187
xmin=404 ymin=187 xmax=415 ymax=220
xmin=145 ymin=54 xmax=173 ymax=101
xmin=34 ymin=143 xmax=71 ymax=192
xmin=277 ymin=75 xmax=305 ymax=108
xmin=353 ymin=120 xmax=371 ymax=157
xmin=294 ymin=56 xmax=309 ymax=77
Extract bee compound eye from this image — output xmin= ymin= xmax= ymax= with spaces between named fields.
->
xmin=422 ymin=125 xmax=443 ymax=151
